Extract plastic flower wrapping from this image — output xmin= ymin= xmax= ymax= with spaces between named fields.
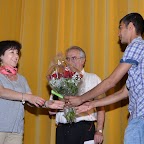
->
xmin=47 ymin=54 xmax=83 ymax=123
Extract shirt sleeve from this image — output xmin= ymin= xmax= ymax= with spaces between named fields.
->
xmin=91 ymin=74 xmax=101 ymax=87
xmin=120 ymin=42 xmax=143 ymax=66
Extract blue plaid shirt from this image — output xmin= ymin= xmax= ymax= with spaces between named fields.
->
xmin=120 ymin=37 xmax=144 ymax=120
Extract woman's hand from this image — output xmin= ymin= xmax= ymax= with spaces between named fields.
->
xmin=24 ymin=94 xmax=45 ymax=107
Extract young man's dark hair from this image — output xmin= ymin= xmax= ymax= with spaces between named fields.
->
xmin=120 ymin=12 xmax=144 ymax=35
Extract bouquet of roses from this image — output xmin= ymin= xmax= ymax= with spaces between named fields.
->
xmin=47 ymin=54 xmax=83 ymax=123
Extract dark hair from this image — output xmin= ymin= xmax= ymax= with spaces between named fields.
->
xmin=0 ymin=40 xmax=21 ymax=57
xmin=119 ymin=13 xmax=144 ymax=35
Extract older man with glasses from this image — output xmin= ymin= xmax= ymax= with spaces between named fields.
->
xmin=49 ymin=46 xmax=105 ymax=144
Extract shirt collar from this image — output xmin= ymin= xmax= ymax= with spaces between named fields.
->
xmin=81 ymin=69 xmax=85 ymax=75
xmin=131 ymin=36 xmax=142 ymax=43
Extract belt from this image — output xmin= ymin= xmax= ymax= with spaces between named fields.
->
xmin=58 ymin=121 xmax=94 ymax=131
xmin=58 ymin=121 xmax=94 ymax=126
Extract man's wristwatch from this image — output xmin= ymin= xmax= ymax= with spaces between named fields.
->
xmin=97 ymin=129 xmax=103 ymax=133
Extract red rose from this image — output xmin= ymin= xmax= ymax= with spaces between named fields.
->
xmin=58 ymin=73 xmax=63 ymax=78
xmin=52 ymin=73 xmax=57 ymax=78
xmin=64 ymin=70 xmax=71 ymax=78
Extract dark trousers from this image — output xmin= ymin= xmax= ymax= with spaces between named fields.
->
xmin=56 ymin=121 xmax=95 ymax=144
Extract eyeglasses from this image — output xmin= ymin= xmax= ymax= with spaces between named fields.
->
xmin=66 ymin=56 xmax=83 ymax=62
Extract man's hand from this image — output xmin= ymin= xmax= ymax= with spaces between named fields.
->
xmin=45 ymin=100 xmax=65 ymax=109
xmin=75 ymin=101 xmax=93 ymax=114
xmin=65 ymin=96 xmax=83 ymax=106
xmin=94 ymin=131 xmax=104 ymax=144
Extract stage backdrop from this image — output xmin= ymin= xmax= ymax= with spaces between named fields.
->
xmin=0 ymin=0 xmax=144 ymax=144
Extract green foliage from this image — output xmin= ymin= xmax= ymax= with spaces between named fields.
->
xmin=64 ymin=107 xmax=76 ymax=123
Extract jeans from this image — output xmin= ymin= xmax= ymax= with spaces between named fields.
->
xmin=124 ymin=116 xmax=144 ymax=144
